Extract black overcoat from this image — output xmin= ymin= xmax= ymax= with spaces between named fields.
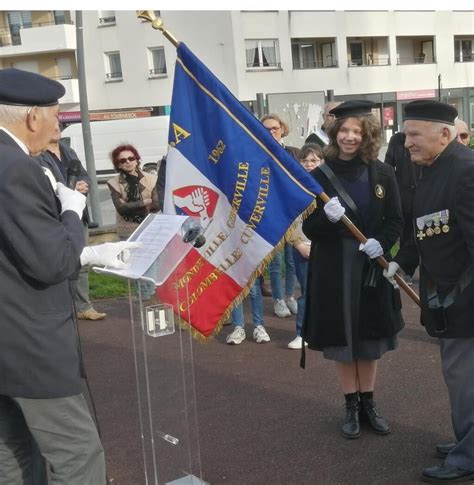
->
xmin=396 ymin=140 xmax=474 ymax=338
xmin=0 ymin=130 xmax=85 ymax=398
xmin=302 ymin=158 xmax=404 ymax=350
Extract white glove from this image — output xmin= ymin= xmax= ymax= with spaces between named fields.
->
xmin=383 ymin=261 xmax=400 ymax=289
xmin=359 ymin=238 xmax=384 ymax=259
xmin=57 ymin=182 xmax=86 ymax=219
xmin=80 ymin=241 xmax=142 ymax=269
xmin=323 ymin=197 xmax=345 ymax=223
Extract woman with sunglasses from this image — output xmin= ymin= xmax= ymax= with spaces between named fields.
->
xmin=107 ymin=144 xmax=159 ymax=240
xmin=302 ymin=101 xmax=404 ymax=439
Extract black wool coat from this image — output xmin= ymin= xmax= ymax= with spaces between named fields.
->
xmin=0 ymin=131 xmax=85 ymax=398
xmin=396 ymin=140 xmax=474 ymax=338
xmin=302 ymin=158 xmax=404 ymax=350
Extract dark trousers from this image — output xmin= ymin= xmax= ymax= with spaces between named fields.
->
xmin=0 ymin=393 xmax=106 ymax=485
xmin=440 ymin=337 xmax=474 ymax=472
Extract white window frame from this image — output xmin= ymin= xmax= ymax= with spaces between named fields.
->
xmin=245 ymin=39 xmax=280 ymax=70
xmin=147 ymin=46 xmax=167 ymax=78
xmin=454 ymin=38 xmax=473 ymax=63
xmin=104 ymin=51 xmax=122 ymax=82
xmin=98 ymin=11 xmax=116 ymax=26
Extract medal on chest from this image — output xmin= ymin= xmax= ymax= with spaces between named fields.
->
xmin=440 ymin=209 xmax=450 ymax=233
xmin=416 ymin=216 xmax=426 ymax=240
xmin=416 ymin=210 xmax=450 ymax=240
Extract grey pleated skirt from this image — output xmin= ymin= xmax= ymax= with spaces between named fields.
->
xmin=323 ymin=239 xmax=398 ymax=363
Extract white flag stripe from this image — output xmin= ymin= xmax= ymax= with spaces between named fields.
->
xmin=165 ymin=147 xmax=274 ymax=287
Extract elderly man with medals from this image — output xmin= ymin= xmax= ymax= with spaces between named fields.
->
xmin=384 ymin=100 xmax=474 ymax=483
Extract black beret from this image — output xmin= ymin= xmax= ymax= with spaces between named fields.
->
xmin=403 ymin=100 xmax=457 ymax=126
xmin=0 ymin=68 xmax=65 ymax=107
xmin=329 ymin=100 xmax=375 ymax=120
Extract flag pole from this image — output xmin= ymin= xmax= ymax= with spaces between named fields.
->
xmin=137 ymin=11 xmax=180 ymax=48
xmin=318 ymin=192 xmax=420 ymax=306
xmin=136 ymin=10 xmax=420 ymax=308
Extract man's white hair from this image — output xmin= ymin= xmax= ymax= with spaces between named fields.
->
xmin=0 ymin=104 xmax=31 ymax=125
xmin=431 ymin=121 xmax=457 ymax=141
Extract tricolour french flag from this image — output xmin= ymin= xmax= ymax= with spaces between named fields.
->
xmin=160 ymin=43 xmax=323 ymax=339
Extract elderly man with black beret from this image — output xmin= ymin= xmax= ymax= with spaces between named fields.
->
xmin=0 ymin=68 xmax=138 ymax=484
xmin=385 ymin=100 xmax=474 ymax=483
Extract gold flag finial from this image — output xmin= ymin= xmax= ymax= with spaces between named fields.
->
xmin=137 ymin=10 xmax=179 ymax=48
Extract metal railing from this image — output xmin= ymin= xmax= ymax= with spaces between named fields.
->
xmin=149 ymin=68 xmax=167 ymax=76
xmin=347 ymin=57 xmax=390 ymax=67
xmin=99 ymin=16 xmax=116 ymax=25
xmin=51 ymin=75 xmax=74 ymax=80
xmin=293 ymin=59 xmax=338 ymax=69
xmin=105 ymin=72 xmax=123 ymax=81
xmin=397 ymin=55 xmax=436 ymax=65
xmin=0 ymin=20 xmax=73 ymax=47
xmin=246 ymin=61 xmax=281 ymax=69
xmin=454 ymin=55 xmax=473 ymax=62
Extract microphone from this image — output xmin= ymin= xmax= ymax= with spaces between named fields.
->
xmin=182 ymin=218 xmax=206 ymax=248
xmin=66 ymin=160 xmax=83 ymax=190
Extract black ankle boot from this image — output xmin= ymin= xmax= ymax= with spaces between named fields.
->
xmin=342 ymin=393 xmax=361 ymax=439
xmin=359 ymin=392 xmax=390 ymax=435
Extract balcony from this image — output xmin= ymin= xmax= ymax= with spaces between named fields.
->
xmin=0 ymin=22 xmax=76 ymax=56
xmin=291 ymin=37 xmax=338 ymax=70
xmin=346 ymin=36 xmax=390 ymax=68
xmin=56 ymin=77 xmax=80 ymax=105
xmin=396 ymin=36 xmax=436 ymax=66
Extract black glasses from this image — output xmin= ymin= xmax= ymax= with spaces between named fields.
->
xmin=118 ymin=156 xmax=137 ymax=164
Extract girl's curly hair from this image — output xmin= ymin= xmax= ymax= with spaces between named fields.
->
xmin=324 ymin=115 xmax=382 ymax=163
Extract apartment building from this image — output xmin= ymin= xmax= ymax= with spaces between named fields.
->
xmin=0 ymin=10 xmax=79 ymax=111
xmin=1 ymin=10 xmax=473 ymax=141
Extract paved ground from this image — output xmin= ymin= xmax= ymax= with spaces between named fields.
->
xmin=78 ymin=280 xmax=461 ymax=485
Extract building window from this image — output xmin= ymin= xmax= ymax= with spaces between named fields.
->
xmin=245 ymin=39 xmax=280 ymax=69
xmin=396 ymin=36 xmax=436 ymax=64
xmin=148 ymin=47 xmax=167 ymax=77
xmin=455 ymin=38 xmax=473 ymax=62
xmin=53 ymin=11 xmax=66 ymax=25
xmin=56 ymin=57 xmax=72 ymax=80
xmin=291 ymin=38 xmax=337 ymax=69
xmin=349 ymin=40 xmax=364 ymax=66
xmin=6 ymin=11 xmax=32 ymax=46
xmin=346 ymin=37 xmax=390 ymax=67
xmin=105 ymin=52 xmax=122 ymax=81
xmin=292 ymin=41 xmax=317 ymax=69
xmin=11 ymin=59 xmax=38 ymax=74
xmin=99 ymin=11 xmax=116 ymax=26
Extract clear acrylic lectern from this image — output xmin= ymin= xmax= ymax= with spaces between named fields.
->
xmin=97 ymin=214 xmax=207 ymax=485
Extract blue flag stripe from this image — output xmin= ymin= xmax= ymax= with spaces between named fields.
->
xmin=175 ymin=56 xmax=320 ymax=198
